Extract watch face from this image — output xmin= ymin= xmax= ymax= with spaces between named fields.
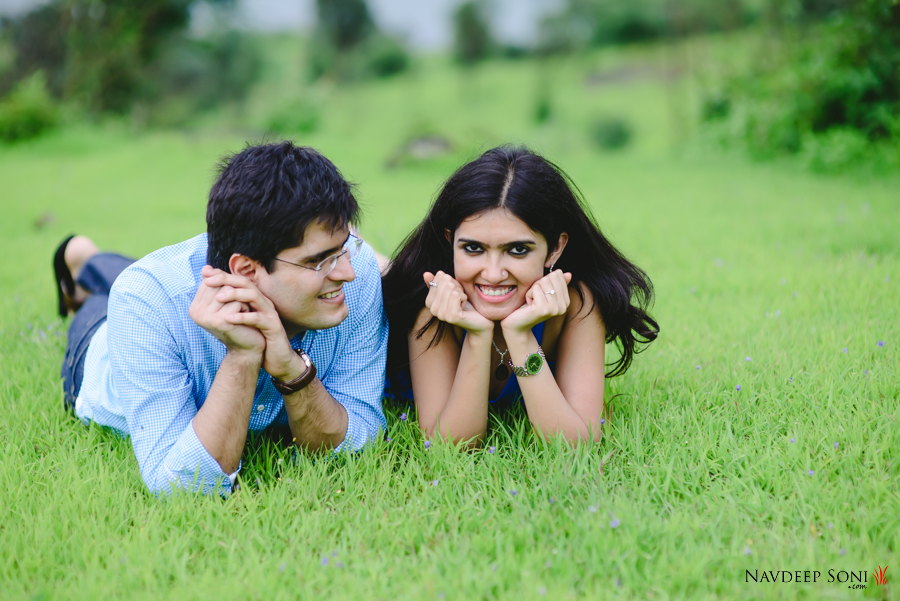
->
xmin=525 ymin=352 xmax=543 ymax=375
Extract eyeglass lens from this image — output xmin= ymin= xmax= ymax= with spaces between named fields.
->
xmin=318 ymin=236 xmax=362 ymax=276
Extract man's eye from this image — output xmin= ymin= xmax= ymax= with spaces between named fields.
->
xmin=462 ymin=243 xmax=482 ymax=254
xmin=509 ymin=245 xmax=530 ymax=256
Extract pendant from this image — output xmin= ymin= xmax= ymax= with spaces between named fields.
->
xmin=494 ymin=364 xmax=509 ymax=380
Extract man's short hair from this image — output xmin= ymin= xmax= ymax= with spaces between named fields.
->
xmin=206 ymin=141 xmax=359 ymax=271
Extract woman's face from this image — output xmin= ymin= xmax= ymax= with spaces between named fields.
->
xmin=451 ymin=208 xmax=558 ymax=322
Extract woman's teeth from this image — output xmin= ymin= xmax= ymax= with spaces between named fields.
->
xmin=477 ymin=285 xmax=514 ymax=296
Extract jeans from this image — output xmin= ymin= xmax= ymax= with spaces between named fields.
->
xmin=61 ymin=253 xmax=134 ymax=410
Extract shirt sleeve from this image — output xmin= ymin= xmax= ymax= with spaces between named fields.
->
xmin=106 ymin=268 xmax=235 ymax=496
xmin=321 ymin=248 xmax=388 ymax=452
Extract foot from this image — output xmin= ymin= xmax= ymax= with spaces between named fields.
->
xmin=57 ymin=236 xmax=99 ymax=316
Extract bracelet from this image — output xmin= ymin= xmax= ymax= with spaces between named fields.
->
xmin=507 ymin=345 xmax=546 ymax=377
xmin=271 ymin=348 xmax=317 ymax=395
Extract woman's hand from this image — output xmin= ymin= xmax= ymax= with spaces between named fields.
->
xmin=423 ymin=271 xmax=492 ymax=334
xmin=501 ymin=270 xmax=572 ymax=333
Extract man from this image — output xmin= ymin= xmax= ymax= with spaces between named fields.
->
xmin=55 ymin=142 xmax=387 ymax=495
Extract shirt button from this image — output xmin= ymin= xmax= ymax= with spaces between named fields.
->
xmin=256 ymin=405 xmax=265 ymax=412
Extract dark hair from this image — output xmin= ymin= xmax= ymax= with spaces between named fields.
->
xmin=206 ymin=141 xmax=359 ymax=271
xmin=383 ymin=145 xmax=658 ymax=378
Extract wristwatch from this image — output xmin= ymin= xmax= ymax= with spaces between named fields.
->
xmin=507 ymin=345 xmax=546 ymax=377
xmin=271 ymin=348 xmax=317 ymax=395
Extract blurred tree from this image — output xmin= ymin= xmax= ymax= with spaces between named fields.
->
xmin=707 ymin=0 xmax=900 ymax=169
xmin=0 ymin=0 xmax=262 ymax=127
xmin=308 ymin=0 xmax=409 ymax=82
xmin=64 ymin=0 xmax=196 ymax=113
xmin=453 ymin=2 xmax=492 ymax=65
xmin=538 ymin=0 xmax=758 ymax=51
xmin=316 ymin=0 xmax=374 ymax=51
xmin=0 ymin=4 xmax=67 ymax=97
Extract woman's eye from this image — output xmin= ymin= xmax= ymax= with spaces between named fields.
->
xmin=509 ymin=245 xmax=530 ymax=256
xmin=462 ymin=243 xmax=482 ymax=254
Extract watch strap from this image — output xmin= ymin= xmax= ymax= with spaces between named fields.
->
xmin=271 ymin=348 xmax=317 ymax=395
xmin=507 ymin=345 xmax=546 ymax=377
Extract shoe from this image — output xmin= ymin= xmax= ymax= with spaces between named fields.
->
xmin=53 ymin=234 xmax=77 ymax=317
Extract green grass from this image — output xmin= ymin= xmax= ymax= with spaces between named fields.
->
xmin=1 ymin=39 xmax=897 ymax=600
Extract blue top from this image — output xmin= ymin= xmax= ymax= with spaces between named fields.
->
xmin=75 ymin=234 xmax=388 ymax=496
xmin=387 ymin=321 xmax=554 ymax=409
xmin=488 ymin=321 xmax=552 ymax=407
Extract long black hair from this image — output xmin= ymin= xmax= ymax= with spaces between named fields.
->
xmin=382 ymin=145 xmax=658 ymax=378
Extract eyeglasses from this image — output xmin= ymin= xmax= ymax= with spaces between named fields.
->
xmin=274 ymin=234 xmax=363 ymax=277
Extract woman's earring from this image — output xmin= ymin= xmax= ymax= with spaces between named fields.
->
xmin=548 ymin=262 xmax=556 ymax=273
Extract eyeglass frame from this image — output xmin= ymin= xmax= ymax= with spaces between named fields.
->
xmin=273 ymin=233 xmax=363 ymax=277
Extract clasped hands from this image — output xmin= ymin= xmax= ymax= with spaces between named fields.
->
xmin=422 ymin=269 xmax=573 ymax=335
xmin=188 ymin=265 xmax=299 ymax=380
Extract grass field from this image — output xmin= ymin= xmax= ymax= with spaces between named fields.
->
xmin=1 ymin=39 xmax=897 ymax=600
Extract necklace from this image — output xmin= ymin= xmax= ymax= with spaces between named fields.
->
xmin=491 ymin=340 xmax=510 ymax=380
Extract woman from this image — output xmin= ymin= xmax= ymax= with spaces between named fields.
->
xmin=383 ymin=146 xmax=659 ymax=445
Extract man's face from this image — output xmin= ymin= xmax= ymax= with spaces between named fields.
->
xmin=255 ymin=221 xmax=356 ymax=336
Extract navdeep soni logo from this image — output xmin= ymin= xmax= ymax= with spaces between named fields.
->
xmin=745 ymin=566 xmax=888 ymax=591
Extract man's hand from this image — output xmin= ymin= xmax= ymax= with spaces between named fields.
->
xmin=198 ymin=266 xmax=301 ymax=381
xmin=189 ymin=266 xmax=265 ymax=353
xmin=423 ymin=271 xmax=493 ymax=334
xmin=501 ymin=270 xmax=572 ymax=333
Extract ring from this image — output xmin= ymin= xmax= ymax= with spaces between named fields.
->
xmin=429 ymin=281 xmax=438 ymax=287
xmin=547 ymin=289 xmax=556 ymax=295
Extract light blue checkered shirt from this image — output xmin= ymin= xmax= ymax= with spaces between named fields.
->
xmin=75 ymin=234 xmax=387 ymax=495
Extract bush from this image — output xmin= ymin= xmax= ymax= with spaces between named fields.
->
xmin=266 ymin=97 xmax=322 ymax=135
xmin=708 ymin=1 xmax=900 ymax=169
xmin=0 ymin=71 xmax=59 ymax=143
xmin=307 ymin=31 xmax=409 ymax=82
xmin=590 ymin=116 xmax=632 ymax=151
xmin=361 ymin=34 xmax=410 ymax=79
xmin=800 ymin=128 xmax=878 ymax=173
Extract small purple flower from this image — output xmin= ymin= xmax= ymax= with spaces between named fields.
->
xmin=548 ymin=497 xmax=555 ymax=504
xmin=842 ymin=347 xmax=848 ymax=353
xmin=431 ymin=479 xmax=439 ymax=486
xmin=385 ymin=437 xmax=393 ymax=442
xmin=336 ymin=561 xmax=345 ymax=568
xmin=424 ymin=440 xmax=431 ymax=450
xmin=609 ymin=517 xmax=621 ymax=528
xmin=488 ymin=446 xmax=496 ymax=454
xmin=877 ymin=340 xmax=884 ymax=347
xmin=790 ymin=438 xmax=795 ymax=443
xmin=538 ymin=586 xmax=547 ymax=596
xmin=864 ymin=369 xmax=869 ymax=375
xmin=743 ymin=547 xmax=752 ymax=556
xmin=745 ymin=356 xmax=752 ymax=362
xmin=600 ymin=418 xmax=606 ymax=425
xmin=510 ymin=489 xmax=518 ymax=497
xmin=278 ymin=563 xmax=287 ymax=573
xmin=399 ymin=412 xmax=407 ymax=421
xmin=695 ymin=365 xmax=702 ymax=370
xmin=839 ymin=548 xmax=847 ymax=556
xmin=321 ymin=557 xmax=329 ymax=566
xmin=735 ymin=385 xmax=741 ymax=391
xmin=788 ymin=377 xmax=793 ymax=383
xmin=834 ymin=442 xmax=839 ymax=448
xmin=807 ymin=469 xmax=815 ymax=476
xmin=588 ymin=505 xmax=598 ymax=513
